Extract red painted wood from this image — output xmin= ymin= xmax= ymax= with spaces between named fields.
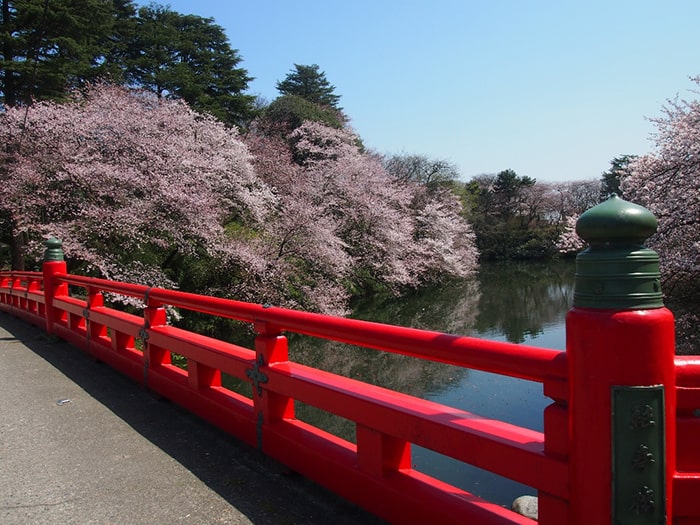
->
xmin=266 ymin=360 xmax=568 ymax=499
xmin=675 ymin=357 xmax=700 ymax=384
xmin=677 ymin=417 xmax=700 ymax=471
xmin=2 ymin=268 xmax=698 ymax=524
xmin=567 ymin=307 xmax=677 ymax=525
xmin=42 ymin=261 xmax=67 ymax=334
xmin=674 ymin=473 xmax=700 ymax=519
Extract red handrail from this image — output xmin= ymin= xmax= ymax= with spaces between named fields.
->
xmin=61 ymin=273 xmax=566 ymax=384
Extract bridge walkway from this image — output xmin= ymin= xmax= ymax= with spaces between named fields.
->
xmin=0 ymin=312 xmax=386 ymax=525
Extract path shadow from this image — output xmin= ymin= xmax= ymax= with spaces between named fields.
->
xmin=0 ymin=312 xmax=386 ymax=525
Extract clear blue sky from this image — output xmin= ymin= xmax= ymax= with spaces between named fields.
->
xmin=150 ymin=1 xmax=699 ymax=182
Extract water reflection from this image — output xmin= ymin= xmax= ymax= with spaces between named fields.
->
xmin=287 ymin=336 xmax=471 ymax=441
xmin=289 ymin=259 xmax=574 ymax=409
xmin=350 ymin=277 xmax=481 ymax=335
xmin=286 ymin=277 xmax=482 ymax=414
xmin=474 ymin=260 xmax=574 ymax=343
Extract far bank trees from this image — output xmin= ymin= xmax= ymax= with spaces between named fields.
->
xmin=464 ymin=170 xmax=600 ymax=260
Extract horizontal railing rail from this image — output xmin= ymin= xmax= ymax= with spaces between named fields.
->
xmin=61 ymin=274 xmax=567 ymax=383
xmin=0 ymin=271 xmax=46 ymax=326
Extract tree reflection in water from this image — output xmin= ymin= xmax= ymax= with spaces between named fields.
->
xmin=287 ymin=260 xmax=577 ymax=443
xmin=473 ymin=260 xmax=574 ymax=343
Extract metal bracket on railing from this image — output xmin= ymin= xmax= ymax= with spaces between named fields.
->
xmin=256 ymin=411 xmax=264 ymax=451
xmin=83 ymin=307 xmax=91 ymax=353
xmin=139 ymin=318 xmax=151 ymax=387
xmin=246 ymin=355 xmax=269 ymax=396
xmin=138 ymin=320 xmax=150 ymax=342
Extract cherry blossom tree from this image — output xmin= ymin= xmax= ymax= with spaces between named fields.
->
xmin=552 ymin=179 xmax=601 ymax=255
xmin=0 ymin=84 xmax=274 ymax=287
xmin=621 ymin=76 xmax=700 ymax=301
xmin=1 ymin=83 xmax=478 ymax=316
xmin=244 ymin=121 xmax=478 ymax=313
xmin=555 ymin=215 xmax=585 ymax=254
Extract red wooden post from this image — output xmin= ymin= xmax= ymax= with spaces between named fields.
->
xmin=566 ymin=196 xmax=676 ymax=525
xmin=42 ymin=238 xmax=68 ymax=335
xmin=142 ymin=296 xmax=168 ymax=385
xmin=26 ymin=276 xmax=41 ymax=316
xmin=0 ymin=273 xmax=10 ymax=307
xmin=86 ymin=286 xmax=107 ymax=345
xmin=252 ymin=319 xmax=294 ymax=451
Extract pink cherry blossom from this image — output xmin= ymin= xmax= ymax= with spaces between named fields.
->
xmin=621 ymin=76 xmax=700 ymax=301
xmin=1 ymin=84 xmax=479 ymax=315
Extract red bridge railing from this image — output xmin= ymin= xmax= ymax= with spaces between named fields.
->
xmin=1 ymin=195 xmax=699 ymax=525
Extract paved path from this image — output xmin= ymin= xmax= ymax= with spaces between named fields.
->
xmin=0 ymin=312 xmax=386 ymax=525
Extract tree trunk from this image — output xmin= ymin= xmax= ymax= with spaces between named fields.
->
xmin=10 ymin=230 xmax=26 ymax=271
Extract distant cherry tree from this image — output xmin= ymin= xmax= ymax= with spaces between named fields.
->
xmin=621 ymin=76 xmax=700 ymax=301
xmin=555 ymin=215 xmax=585 ymax=254
xmin=245 ymin=121 xmax=478 ymax=313
xmin=552 ymin=179 xmax=601 ymax=255
xmin=290 ymin=122 xmax=421 ymax=289
xmin=234 ymin=130 xmax=354 ymax=314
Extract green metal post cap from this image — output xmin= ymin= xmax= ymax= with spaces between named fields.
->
xmin=576 ymin=194 xmax=657 ymax=246
xmin=574 ymin=195 xmax=663 ymax=309
xmin=43 ymin=237 xmax=65 ymax=262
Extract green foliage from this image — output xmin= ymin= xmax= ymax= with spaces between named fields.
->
xmin=125 ymin=5 xmax=256 ymax=126
xmin=491 ymin=169 xmax=536 ymax=219
xmin=600 ymin=154 xmax=635 ymax=201
xmin=464 ymin=170 xmax=559 ymax=260
xmin=261 ymin=94 xmax=344 ymax=132
xmin=0 ymin=0 xmax=131 ymax=107
xmin=224 ymin=221 xmax=259 ymax=240
xmin=1 ymin=1 xmax=256 ymax=125
xmin=276 ymin=63 xmax=341 ymax=108
xmin=471 ymin=220 xmax=558 ymax=260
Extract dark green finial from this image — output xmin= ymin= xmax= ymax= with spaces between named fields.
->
xmin=43 ymin=237 xmax=65 ymax=262
xmin=574 ymin=195 xmax=663 ymax=309
xmin=576 ymin=194 xmax=658 ymax=246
